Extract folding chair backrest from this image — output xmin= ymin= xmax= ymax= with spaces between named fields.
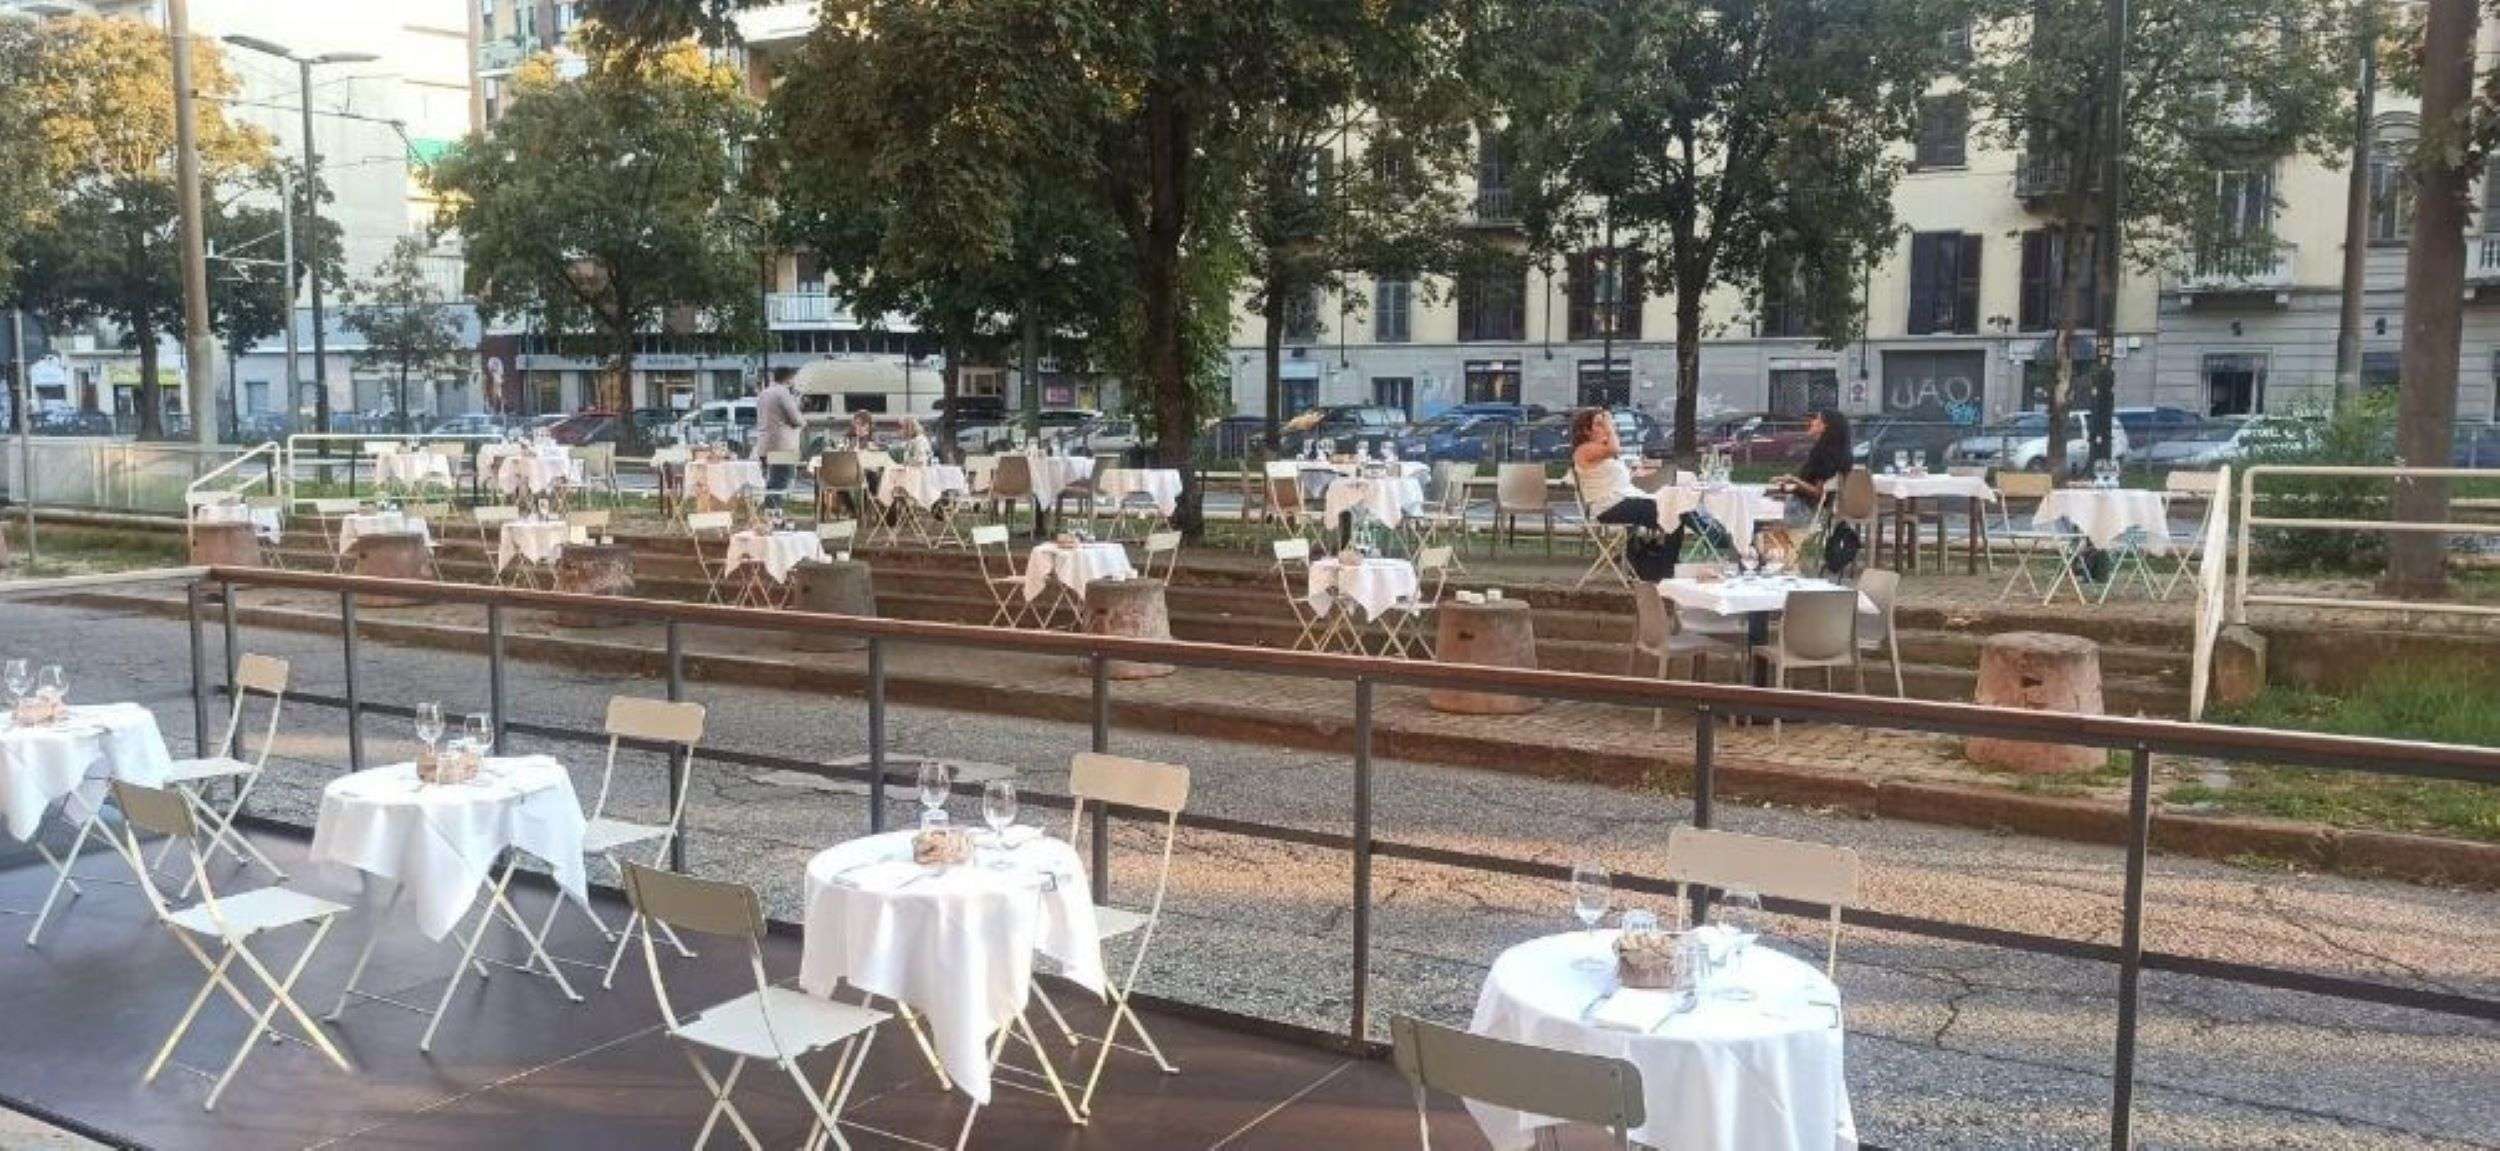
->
xmin=567 ymin=509 xmax=611 ymax=532
xmin=607 ymin=697 xmax=708 ymax=746
xmin=1496 ymin=463 xmax=1548 ymax=511
xmin=1390 ymin=1016 xmax=1643 ymax=1141
xmin=652 ymin=445 xmax=692 ymax=467
xmin=311 ymin=498 xmax=364 ymax=516
xmin=764 ymin=450 xmax=801 ymax=469
xmin=1416 ymin=545 xmax=1453 ymax=577
xmin=688 ymin=511 xmax=734 ymax=535
xmin=971 ymin=523 xmax=1010 ymax=548
xmin=1665 ymin=824 xmax=1861 ymax=973
xmin=427 ymin=442 xmax=464 ymax=461
xmin=1432 ymin=460 xmax=1476 ymax=507
xmin=235 ymin=652 xmax=289 ymax=696
xmin=1069 ymin=752 xmax=1191 ymax=815
xmin=114 ymin=778 xmax=198 ymax=840
xmin=993 ymin=454 xmax=1035 ymax=499
xmin=1143 ymin=531 xmax=1181 ymax=578
xmin=1780 ymin=589 xmax=1858 ymax=660
xmin=1996 ymin=471 xmax=2054 ymax=501
xmin=1948 ymin=465 xmax=1988 ymax=480
xmin=2166 ymin=469 xmax=2221 ymax=498
xmin=1837 ymin=469 xmax=1877 ymax=520
xmin=1632 ymin=585 xmax=1671 ymax=653
xmin=476 ymin=505 xmax=520 ymax=528
xmin=1267 ymin=474 xmax=1304 ymax=513
xmin=621 ymin=862 xmax=766 ymax=940
xmin=1856 ymin=569 xmax=1900 ymax=628
xmin=1273 ymin=537 xmax=1311 ymax=565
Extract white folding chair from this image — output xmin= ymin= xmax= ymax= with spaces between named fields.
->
xmin=1048 ymin=753 xmax=1191 ymax=1115
xmin=531 ymin=697 xmax=711 ymax=989
xmin=109 ymin=781 xmax=353 ymax=1111
xmin=1391 ymin=1015 xmax=1644 ymax=1150
xmin=1273 ymin=537 xmax=1333 ymax=651
xmin=1566 ymin=471 xmax=1633 ymax=590
xmin=622 ymin=864 xmax=887 ymax=1151
xmin=688 ymin=511 xmax=737 ymax=604
xmin=306 ymin=497 xmax=366 ymax=570
xmin=1991 ymin=472 xmax=2082 ymax=604
xmin=1666 ymin=824 xmax=1861 ymax=976
xmin=817 ymin=518 xmax=858 ymax=556
xmin=1136 ymin=530 xmax=1182 ymax=582
xmin=972 ymin=524 xmax=1038 ymax=628
xmin=1378 ymin=545 xmax=1452 ymax=659
xmin=473 ymin=505 xmax=529 ymax=587
xmin=2159 ymin=470 xmax=2222 ymax=599
xmin=148 ymin=653 xmax=294 ymax=893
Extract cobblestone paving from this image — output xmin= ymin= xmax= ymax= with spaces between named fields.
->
xmin=4 ymin=593 xmax=2497 ymax=1149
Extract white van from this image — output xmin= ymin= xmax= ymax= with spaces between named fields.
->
xmin=672 ymin=398 xmax=756 ymax=447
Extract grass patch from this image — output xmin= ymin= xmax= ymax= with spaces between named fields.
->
xmin=2202 ymin=660 xmax=2500 ymax=842
xmin=0 ymin=524 xmax=186 ymax=579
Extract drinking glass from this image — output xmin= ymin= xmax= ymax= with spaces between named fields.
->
xmin=1570 ymin=861 xmax=1612 ymax=942
xmin=414 ymin=702 xmax=445 ymax=754
xmin=3 ymin=659 xmax=27 ymax=707
xmin=34 ymin=665 xmax=63 ymax=703
xmin=1892 ymin=450 xmax=1907 ymax=474
xmin=1716 ymin=889 xmax=1764 ymax=1001
xmin=982 ymin=780 xmax=1019 ymax=867
xmin=464 ymin=712 xmax=491 ymax=750
xmin=917 ymin=760 xmax=954 ymax=822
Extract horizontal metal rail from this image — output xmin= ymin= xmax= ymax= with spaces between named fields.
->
xmin=2234 ymin=463 xmax=2500 ymax=623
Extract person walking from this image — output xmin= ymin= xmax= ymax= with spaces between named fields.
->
xmin=754 ymin=366 xmax=804 ymax=511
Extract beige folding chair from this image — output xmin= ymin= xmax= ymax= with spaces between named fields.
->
xmin=1266 ymin=470 xmax=1319 ymax=541
xmin=621 ymin=863 xmax=887 ymax=1151
xmin=1390 ymin=1015 xmax=1644 ymax=1150
xmin=149 ymin=653 xmax=294 ymax=890
xmin=244 ymin=494 xmax=290 ymax=570
xmin=1273 ymin=537 xmax=1332 ymax=651
xmin=688 ymin=511 xmax=736 ymax=604
xmin=1630 ymin=587 xmax=1728 ymax=729
xmin=1855 ymin=569 xmax=1906 ymax=698
xmin=576 ymin=441 xmax=621 ymax=505
xmin=473 ymin=504 xmax=525 ymax=586
xmin=1991 ymin=471 xmax=2075 ymax=601
xmin=1566 ymin=471 xmax=1632 ymax=590
xmin=1379 ymin=544 xmax=1452 ymax=659
xmin=422 ymin=441 xmax=465 ymax=499
xmin=530 ymin=697 xmax=711 ymax=990
xmin=1666 ymin=824 xmax=1862 ymax=975
xmin=1753 ymin=588 xmax=1860 ymax=735
xmin=306 ymin=497 xmax=366 ymax=569
xmin=652 ymin=445 xmax=693 ymax=524
xmin=817 ymin=518 xmax=859 ymax=557
xmin=1411 ymin=461 xmax=1478 ymax=562
xmin=1057 ymin=753 xmax=1191 ymax=1114
xmin=1495 ymin=463 xmax=1555 ymax=554
xmin=971 ymin=523 xmax=1038 ymax=627
xmin=1137 ymin=530 xmax=1182 ymax=582
xmin=2158 ymin=469 xmax=2221 ymax=599
xmin=109 ymin=781 xmax=354 ymax=1111
xmin=989 ymin=454 xmax=1039 ymax=530
xmin=566 ymin=507 xmax=611 ymax=544
xmin=1236 ymin=464 xmax=1270 ymax=523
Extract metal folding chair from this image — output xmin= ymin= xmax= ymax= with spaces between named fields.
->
xmin=1272 ymin=538 xmax=1333 ymax=651
xmin=1666 ymin=824 xmax=1861 ymax=975
xmin=529 ymin=697 xmax=711 ymax=991
xmin=1136 ymin=530 xmax=1182 ymax=582
xmin=972 ymin=524 xmax=1038 ymax=628
xmin=1566 ymin=471 xmax=1633 ymax=590
xmin=1378 ymin=545 xmax=1451 ymax=659
xmin=688 ymin=511 xmax=737 ymax=604
xmin=146 ymin=653 xmax=294 ymax=895
xmin=1390 ymin=1015 xmax=1644 ymax=1150
xmin=1047 ymin=753 xmax=1191 ymax=1114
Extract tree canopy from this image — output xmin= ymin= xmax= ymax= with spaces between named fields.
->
xmin=345 ymin=235 xmax=472 ymax=431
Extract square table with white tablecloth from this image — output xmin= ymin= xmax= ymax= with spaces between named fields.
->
xmin=878 ymin=464 xmax=970 ymax=508
xmin=1659 ymin=574 xmax=1873 ymax=684
xmin=1871 ymin=472 xmax=1998 ymax=574
xmin=1308 ymin=556 xmax=1419 ymax=621
xmin=685 ymin=457 xmax=765 ymax=505
xmin=309 ymin=755 xmax=590 ymax=941
xmin=1652 ymin=483 xmax=1787 ymax=551
xmin=491 ymin=446 xmax=582 ymax=497
xmin=1469 ymin=930 xmax=1855 ymax=1151
xmin=375 ymin=450 xmax=453 ymax=489
xmin=1322 ymin=475 xmax=1427 ymax=530
xmin=1095 ymin=468 xmax=1185 ymax=517
xmin=725 ymin=529 xmax=826 ymax=584
xmin=1024 ymin=454 xmax=1098 ymax=503
xmin=193 ymin=500 xmax=282 ymax=542
xmin=336 ymin=511 xmax=431 ymax=555
xmin=798 ymin=829 xmax=1105 ymax=1104
xmin=0 ymin=703 xmax=172 ymax=842
xmin=1023 ymin=540 xmax=1134 ymax=602
xmin=2036 ymin=487 xmax=2172 ymax=555
xmin=496 ymin=518 xmax=570 ymax=573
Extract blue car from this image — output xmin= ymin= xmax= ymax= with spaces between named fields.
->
xmin=1396 ymin=412 xmax=1524 ymax=463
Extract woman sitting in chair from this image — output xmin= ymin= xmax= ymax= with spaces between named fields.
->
xmin=1571 ymin=408 xmax=1682 ymax=578
xmin=1771 ymin=408 xmax=1853 ymax=507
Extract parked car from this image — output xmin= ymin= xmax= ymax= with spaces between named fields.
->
xmin=1393 ymin=411 xmax=1523 ymax=463
xmin=2456 ymin=422 xmax=2500 ymax=468
xmin=673 ymin=399 xmax=756 ymax=448
xmin=1946 ymin=411 xmax=2131 ymax=474
xmin=2115 ymin=406 xmax=2206 ymax=455
xmin=547 ymin=410 xmax=620 ymax=446
xmin=1081 ymin=416 xmax=1144 ymax=458
xmin=2139 ymin=419 xmax=2245 ymax=468
xmin=1278 ymin=404 xmax=1409 ymax=455
xmin=32 ymin=409 xmax=115 ymax=436
xmin=1517 ymin=407 xmax=1661 ymax=461
xmin=1851 ymin=414 xmax=1977 ymax=470
xmin=428 ymin=413 xmax=511 ymax=438
xmin=623 ymin=407 xmax=679 ymax=451
xmin=1700 ymin=413 xmax=1818 ymax=464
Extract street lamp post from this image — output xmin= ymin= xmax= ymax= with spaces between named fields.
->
xmin=225 ymin=36 xmax=377 ymax=449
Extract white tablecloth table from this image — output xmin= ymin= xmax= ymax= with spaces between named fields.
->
xmin=496 ymin=518 xmax=569 ymax=572
xmin=1470 ymin=930 xmax=1855 ymax=1151
xmin=1023 ymin=541 xmax=1134 ymax=601
xmin=1653 ymin=483 xmax=1787 ymax=549
xmin=308 ymin=755 xmax=589 ymax=941
xmin=726 ymin=530 xmax=827 ymax=584
xmin=194 ymin=500 xmax=282 ymax=542
xmin=1096 ymin=468 xmax=1184 ymax=517
xmin=879 ymin=464 xmax=970 ymax=508
xmin=337 ymin=511 xmax=431 ymax=555
xmin=0 ymin=703 xmax=172 ymax=842
xmin=685 ymin=458 xmax=764 ymax=504
xmin=375 ymin=451 xmax=453 ymax=489
xmin=1657 ymin=575 xmax=1872 ymax=619
xmin=1870 ymin=473 xmax=1994 ymax=503
xmin=1309 ymin=556 xmax=1419 ymax=621
xmin=2036 ymin=488 xmax=2172 ymax=554
xmin=490 ymin=447 xmax=581 ymax=497
xmin=1025 ymin=455 xmax=1098 ymax=503
xmin=1323 ymin=475 xmax=1428 ymax=530
xmin=798 ymin=830 xmax=1105 ymax=1105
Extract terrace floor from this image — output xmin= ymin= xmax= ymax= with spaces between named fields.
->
xmin=0 ymin=830 xmax=1554 ymax=1151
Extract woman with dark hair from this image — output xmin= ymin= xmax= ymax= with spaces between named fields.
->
xmin=1773 ymin=408 xmax=1853 ymax=506
xmin=1571 ymin=407 xmax=1682 ymax=577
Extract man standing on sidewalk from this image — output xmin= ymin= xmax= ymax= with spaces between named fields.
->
xmin=755 ymin=365 xmax=804 ymax=511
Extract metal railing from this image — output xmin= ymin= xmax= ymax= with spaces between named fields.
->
xmin=278 ymin=433 xmax=506 ymax=507
xmin=182 ymin=441 xmax=283 ymax=510
xmin=0 ymin=439 xmax=257 ymax=516
xmin=2233 ymin=464 xmax=2500 ymax=622
xmin=79 ymin=564 xmax=2500 ymax=1151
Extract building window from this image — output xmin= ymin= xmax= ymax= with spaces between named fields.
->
xmin=1281 ymin=287 xmax=1321 ymax=345
xmin=1473 ymin=131 xmax=1513 ymax=221
xmin=1457 ymin=263 xmax=1527 ymax=343
xmin=481 ymin=0 xmax=496 ymax=33
xmin=1914 ymin=96 xmax=1968 ymax=170
xmin=2018 ymin=228 xmax=2100 ymax=332
xmin=2362 ymin=351 xmax=2401 ymax=391
xmin=1372 ymin=376 xmax=1415 ymax=418
xmin=1576 ymin=361 xmax=1630 ymax=408
xmin=2369 ymin=129 xmax=2416 ymax=244
xmin=2203 ymin=353 xmax=2266 ymax=417
xmin=1768 ymin=368 xmax=1839 ymax=418
xmin=1281 ymin=376 xmax=1318 ymax=414
xmin=1567 ymin=250 xmax=1645 ymax=342
xmin=1760 ymin=269 xmax=1813 ymax=339
xmin=1374 ymin=278 xmax=1412 ymax=343
xmin=712 ymin=370 xmax=743 ymax=401
xmin=1463 ymin=361 xmax=1520 ymax=404
xmin=1939 ymin=23 xmax=1973 ymax=64
xmin=2483 ymin=157 xmax=2500 ymax=235
xmin=1907 ymin=232 xmax=1982 ymax=335
xmin=794 ymin=251 xmax=824 ymax=293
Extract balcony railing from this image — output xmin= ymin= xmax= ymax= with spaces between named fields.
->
xmin=2014 ymin=153 xmax=2099 ymax=202
xmin=766 ymin=292 xmax=855 ymax=328
xmin=2472 ymin=233 xmax=2500 ymax=282
xmin=1468 ymin=186 xmax=1518 ymax=224
xmin=474 ymin=35 xmax=539 ymax=73
xmin=2174 ymin=242 xmax=2296 ymax=295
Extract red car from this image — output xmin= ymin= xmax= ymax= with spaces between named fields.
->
xmin=547 ymin=410 xmax=621 ymax=446
xmin=1703 ymin=413 xmax=1817 ymax=463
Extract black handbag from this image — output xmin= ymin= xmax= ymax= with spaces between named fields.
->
xmin=1822 ymin=522 xmax=1861 ymax=576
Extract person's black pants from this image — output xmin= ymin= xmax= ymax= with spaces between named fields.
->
xmin=763 ymin=462 xmax=793 ymax=510
xmin=1597 ymin=498 xmax=1684 ymax=579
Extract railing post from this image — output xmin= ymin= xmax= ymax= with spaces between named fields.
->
xmin=1691 ymin=704 xmax=1715 ymax=925
xmin=221 ymin=585 xmax=239 ymax=762
xmin=867 ymin=638 xmax=887 ymax=834
xmin=2111 ymin=743 xmax=2153 ymax=1150
xmin=186 ymin=581 xmax=210 ymax=755
xmin=1351 ymin=676 xmax=1374 ymax=1047
xmin=665 ymin=620 xmax=687 ymax=872
xmin=341 ymin=590 xmax=364 ymax=772
xmin=487 ymin=603 xmax=507 ymax=753
xmin=1088 ymin=653 xmax=1110 ymax=905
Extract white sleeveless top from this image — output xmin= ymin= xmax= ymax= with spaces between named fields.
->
xmin=1575 ymin=455 xmax=1639 ymax=515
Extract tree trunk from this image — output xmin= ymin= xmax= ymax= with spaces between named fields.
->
xmin=1261 ymin=278 xmax=1285 ymax=449
xmin=938 ymin=335 xmax=961 ymax=464
xmin=2388 ymin=0 xmax=2479 ymax=597
xmin=2334 ymin=0 xmax=2379 ymax=407
xmin=2047 ymin=219 xmax=2087 ymax=478
xmin=603 ymin=326 xmax=634 ymax=413
xmin=134 ymin=315 xmax=164 ymax=440
xmin=1143 ymin=84 xmax=1201 ymax=537
xmin=395 ymin=362 xmax=410 ymax=433
xmin=1672 ymin=289 xmax=1701 ymax=465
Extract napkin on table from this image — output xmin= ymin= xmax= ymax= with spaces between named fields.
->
xmin=1589 ymin=987 xmax=1685 ymax=1033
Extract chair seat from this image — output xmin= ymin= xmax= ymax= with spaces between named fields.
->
xmin=1653 ymin=632 xmax=1730 ymax=659
xmin=1094 ymin=905 xmax=1152 ymax=941
xmin=585 ymin=816 xmax=671 ymax=855
xmin=677 ymin=987 xmax=887 ymax=1060
xmin=169 ymin=886 xmax=349 ymax=939
xmin=158 ymin=756 xmax=255 ymax=786
xmin=1753 ymin=649 xmax=1855 ymax=671
xmin=1678 ymin=612 xmax=1745 ymax=637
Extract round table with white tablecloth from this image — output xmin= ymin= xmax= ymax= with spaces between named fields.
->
xmin=193 ymin=500 xmax=282 ymax=542
xmin=1024 ymin=454 xmax=1098 ymax=504
xmin=725 ymin=529 xmax=827 ymax=585
xmin=2035 ymin=487 xmax=2172 ymax=554
xmin=797 ymin=829 xmax=1105 ymax=1105
xmin=489 ymin=446 xmax=581 ymax=497
xmin=1469 ymin=930 xmax=1856 ymax=1151
xmin=496 ymin=518 xmax=570 ymax=573
xmin=1308 ymin=556 xmax=1418 ymax=621
xmin=375 ymin=450 xmax=453 ymax=490
xmin=1022 ymin=540 xmax=1134 ymax=602
xmin=878 ymin=464 xmax=970 ymax=509
xmin=336 ymin=511 xmax=431 ymax=555
xmin=307 ymin=756 xmax=589 ymax=942
xmin=0 ymin=703 xmax=172 ymax=842
xmin=1653 ymin=483 xmax=1786 ymax=551
xmin=1095 ymin=467 xmax=1184 ymax=517
xmin=684 ymin=458 xmax=764 ymax=506
xmin=1322 ymin=475 xmax=1427 ymax=531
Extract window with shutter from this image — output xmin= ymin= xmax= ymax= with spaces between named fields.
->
xmin=1914 ymin=96 xmax=1968 ymax=170
xmin=2018 ymin=229 xmax=2099 ymax=332
xmin=2484 ymin=157 xmax=2500 ymax=235
xmin=1458 ymin=264 xmax=1526 ymax=342
xmin=1373 ymin=278 xmax=1412 ymax=343
xmin=1907 ymin=233 xmax=1979 ymax=334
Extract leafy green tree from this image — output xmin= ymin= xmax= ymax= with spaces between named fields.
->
xmin=431 ymin=42 xmax=760 ymax=412
xmin=1488 ymin=0 xmax=1960 ymax=462
xmin=0 ymin=20 xmax=50 ymax=307
xmin=344 ymin=236 xmax=472 ymax=432
xmin=1961 ymin=0 xmax=2350 ymax=472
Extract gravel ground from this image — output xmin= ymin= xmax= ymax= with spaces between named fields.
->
xmin=4 ymin=591 xmax=2497 ymax=1150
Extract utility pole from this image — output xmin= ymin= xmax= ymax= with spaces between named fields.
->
xmin=2334 ymin=0 xmax=2379 ymax=407
xmin=169 ymin=0 xmax=219 ymax=447
xmin=10 ymin=308 xmax=32 ymax=565
xmin=280 ymin=166 xmax=300 ymax=423
xmin=2086 ymin=0 xmax=2126 ymax=466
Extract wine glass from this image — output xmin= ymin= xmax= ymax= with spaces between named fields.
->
xmin=34 ymin=664 xmax=63 ymax=704
xmin=464 ymin=712 xmax=491 ymax=752
xmin=414 ymin=702 xmax=444 ymax=757
xmin=1891 ymin=450 xmax=1907 ymax=474
xmin=3 ymin=659 xmax=28 ymax=708
xmin=982 ymin=780 xmax=1019 ymax=866
xmin=917 ymin=760 xmax=954 ymax=828
xmin=1715 ymin=889 xmax=1764 ymax=1001
xmin=1570 ymin=862 xmax=1613 ymax=963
